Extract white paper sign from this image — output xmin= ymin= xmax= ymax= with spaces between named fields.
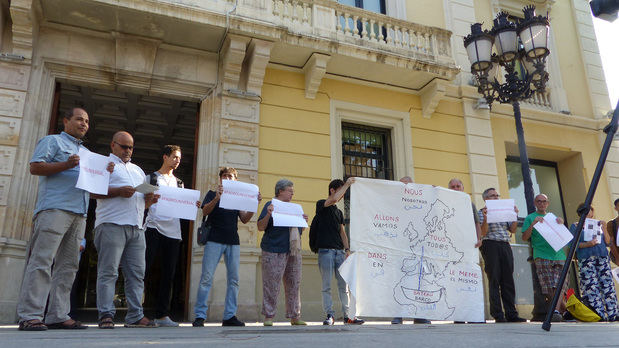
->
xmin=339 ymin=178 xmax=484 ymax=322
xmin=155 ymin=185 xmax=200 ymax=221
xmin=219 ymin=179 xmax=259 ymax=213
xmin=485 ymin=199 xmax=517 ymax=223
xmin=583 ymin=218 xmax=603 ymax=244
xmin=271 ymin=198 xmax=308 ymax=228
xmin=75 ymin=148 xmax=111 ymax=195
xmin=534 ymin=213 xmax=573 ymax=252
xmin=612 ymin=268 xmax=619 ymax=284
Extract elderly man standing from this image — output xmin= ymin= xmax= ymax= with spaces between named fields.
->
xmin=92 ymin=131 xmax=159 ymax=329
xmin=521 ymin=194 xmax=566 ymax=322
xmin=17 ymin=108 xmax=92 ymax=331
xmin=478 ymin=188 xmax=526 ymax=323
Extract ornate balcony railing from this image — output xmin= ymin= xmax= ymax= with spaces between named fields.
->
xmin=523 ymin=90 xmax=552 ymax=110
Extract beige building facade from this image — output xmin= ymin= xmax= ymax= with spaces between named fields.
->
xmin=0 ymin=0 xmax=615 ymax=323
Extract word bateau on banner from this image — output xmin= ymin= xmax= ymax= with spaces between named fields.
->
xmin=75 ymin=148 xmax=111 ymax=195
xmin=156 ymin=186 xmax=201 ymax=221
xmin=339 ymin=177 xmax=484 ymax=322
xmin=219 ymin=179 xmax=259 ymax=213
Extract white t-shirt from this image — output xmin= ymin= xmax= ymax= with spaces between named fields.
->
xmin=144 ymin=172 xmax=182 ymax=240
xmin=95 ymin=153 xmax=146 ymax=229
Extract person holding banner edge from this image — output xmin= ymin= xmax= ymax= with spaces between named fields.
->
xmin=478 ymin=188 xmax=526 ymax=323
xmin=521 ymin=194 xmax=566 ymax=322
xmin=312 ymin=177 xmax=364 ymax=325
xmin=606 ymin=198 xmax=619 ymax=263
xmin=193 ymin=167 xmax=260 ymax=327
xmin=569 ymin=203 xmax=618 ymax=321
xmin=258 ymin=179 xmax=308 ymax=326
xmin=144 ymin=145 xmax=201 ymax=327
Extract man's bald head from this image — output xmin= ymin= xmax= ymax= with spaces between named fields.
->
xmin=448 ymin=178 xmax=464 ymax=192
xmin=111 ymin=131 xmax=134 ymax=163
xmin=400 ymin=176 xmax=413 ymax=184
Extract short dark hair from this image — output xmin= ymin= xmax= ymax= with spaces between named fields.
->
xmin=219 ymin=167 xmax=238 ymax=179
xmin=64 ymin=107 xmax=85 ymax=120
xmin=615 ymin=198 xmax=619 ymax=206
xmin=482 ymin=187 xmax=496 ymax=199
xmin=328 ymin=179 xmax=345 ymax=195
xmin=161 ymin=145 xmax=181 ymax=159
xmin=577 ymin=202 xmax=594 ymax=215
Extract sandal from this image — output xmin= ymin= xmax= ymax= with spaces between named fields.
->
xmin=47 ymin=319 xmax=87 ymax=330
xmin=98 ymin=316 xmax=115 ymax=329
xmin=124 ymin=317 xmax=158 ymax=328
xmin=18 ymin=319 xmax=48 ymax=331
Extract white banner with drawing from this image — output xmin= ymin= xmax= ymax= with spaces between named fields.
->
xmin=338 ymin=178 xmax=484 ymax=322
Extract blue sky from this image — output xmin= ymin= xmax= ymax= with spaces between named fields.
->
xmin=593 ymin=16 xmax=619 ymax=110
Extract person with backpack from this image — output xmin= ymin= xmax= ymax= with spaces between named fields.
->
xmin=143 ymin=145 xmax=200 ymax=327
xmin=311 ymin=177 xmax=364 ymax=325
xmin=570 ymin=203 xmax=618 ymax=321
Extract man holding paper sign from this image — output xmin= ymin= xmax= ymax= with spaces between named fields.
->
xmin=258 ymin=179 xmax=308 ymax=326
xmin=522 ymin=194 xmax=567 ymax=321
xmin=91 ymin=131 xmax=159 ymax=329
xmin=193 ymin=167 xmax=260 ymax=327
xmin=478 ymin=188 xmax=525 ymax=323
xmin=17 ymin=107 xmax=95 ymax=331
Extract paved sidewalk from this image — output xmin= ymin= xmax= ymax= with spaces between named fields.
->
xmin=1 ymin=321 xmax=618 ymax=348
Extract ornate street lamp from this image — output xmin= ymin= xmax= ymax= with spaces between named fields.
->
xmin=464 ymin=5 xmax=550 ymax=216
xmin=464 ymin=5 xmax=551 ymax=322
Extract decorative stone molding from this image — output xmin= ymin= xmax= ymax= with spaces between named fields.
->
xmin=0 ymin=62 xmax=31 ymax=91
xmin=0 ymin=90 xmax=26 ymax=118
xmin=442 ymin=0 xmax=476 ymax=85
xmin=0 ymin=116 xmax=20 ymax=146
xmin=0 ymin=145 xmax=16 ymax=175
xmin=8 ymin=0 xmax=35 ymax=59
xmin=221 ymin=35 xmax=251 ymax=92
xmin=113 ymin=33 xmax=161 ymax=93
xmin=219 ymin=143 xmax=259 ymax=171
xmin=420 ymin=79 xmax=448 ymax=118
xmin=221 ymin=95 xmax=259 ymax=123
xmin=240 ymin=39 xmax=274 ymax=96
xmin=0 ymin=175 xmax=10 ymax=205
xmin=303 ymin=53 xmax=330 ymax=100
xmin=220 ymin=119 xmax=259 ymax=146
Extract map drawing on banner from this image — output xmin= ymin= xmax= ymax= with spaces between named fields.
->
xmin=339 ymin=178 xmax=484 ymax=322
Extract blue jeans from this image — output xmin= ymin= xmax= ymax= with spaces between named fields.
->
xmin=194 ymin=241 xmax=240 ymax=320
xmin=318 ymin=249 xmax=349 ymax=317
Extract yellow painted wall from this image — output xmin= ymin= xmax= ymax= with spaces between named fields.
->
xmin=491 ymin=115 xmax=614 ymax=222
xmin=258 ymin=68 xmax=472 ymax=248
xmin=405 ymin=0 xmax=445 ymax=29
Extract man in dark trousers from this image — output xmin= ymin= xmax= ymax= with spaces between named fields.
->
xmin=312 ymin=177 xmax=364 ymax=325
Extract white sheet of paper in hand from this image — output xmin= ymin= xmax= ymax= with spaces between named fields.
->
xmin=485 ymin=199 xmax=517 ymax=223
xmin=534 ymin=213 xmax=573 ymax=251
xmin=75 ymin=148 xmax=111 ymax=195
xmin=155 ymin=185 xmax=201 ymax=221
xmin=612 ymin=268 xmax=619 ymax=284
xmin=219 ymin=179 xmax=259 ymax=213
xmin=134 ymin=182 xmax=159 ymax=194
xmin=583 ymin=218 xmax=602 ymax=244
xmin=271 ymin=198 xmax=308 ymax=228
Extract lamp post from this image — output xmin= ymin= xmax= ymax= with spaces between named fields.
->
xmin=463 ymin=5 xmax=551 ymax=320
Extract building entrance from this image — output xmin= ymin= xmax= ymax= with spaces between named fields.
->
xmin=49 ymin=82 xmax=199 ymax=321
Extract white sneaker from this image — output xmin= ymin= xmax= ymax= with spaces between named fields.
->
xmin=154 ymin=316 xmax=179 ymax=327
xmin=323 ymin=314 xmax=334 ymax=325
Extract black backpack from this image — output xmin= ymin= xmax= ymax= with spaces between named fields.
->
xmin=309 ymin=214 xmax=320 ymax=253
xmin=148 ymin=172 xmax=183 ymax=188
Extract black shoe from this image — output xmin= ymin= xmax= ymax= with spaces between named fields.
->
xmin=192 ymin=318 xmax=205 ymax=327
xmin=506 ymin=316 xmax=527 ymax=323
xmin=222 ymin=316 xmax=245 ymax=327
xmin=413 ymin=318 xmax=431 ymax=324
xmin=494 ymin=317 xmax=507 ymax=323
xmin=454 ymin=321 xmax=465 ymax=324
xmin=344 ymin=317 xmax=365 ymax=325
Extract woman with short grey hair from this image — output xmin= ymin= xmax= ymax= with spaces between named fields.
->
xmin=257 ymin=179 xmax=307 ymax=326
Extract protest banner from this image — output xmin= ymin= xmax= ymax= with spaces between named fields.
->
xmin=156 ymin=185 xmax=201 ymax=220
xmin=485 ymin=199 xmax=517 ymax=223
xmin=271 ymin=199 xmax=308 ymax=228
xmin=534 ymin=213 xmax=573 ymax=251
xmin=75 ymin=148 xmax=110 ymax=195
xmin=219 ymin=179 xmax=259 ymax=212
xmin=338 ymin=178 xmax=484 ymax=322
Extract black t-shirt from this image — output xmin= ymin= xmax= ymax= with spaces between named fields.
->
xmin=202 ymin=190 xmax=240 ymax=245
xmin=315 ymin=199 xmax=345 ymax=250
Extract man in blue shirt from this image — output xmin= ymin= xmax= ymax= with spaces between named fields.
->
xmin=17 ymin=108 xmax=92 ymax=331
